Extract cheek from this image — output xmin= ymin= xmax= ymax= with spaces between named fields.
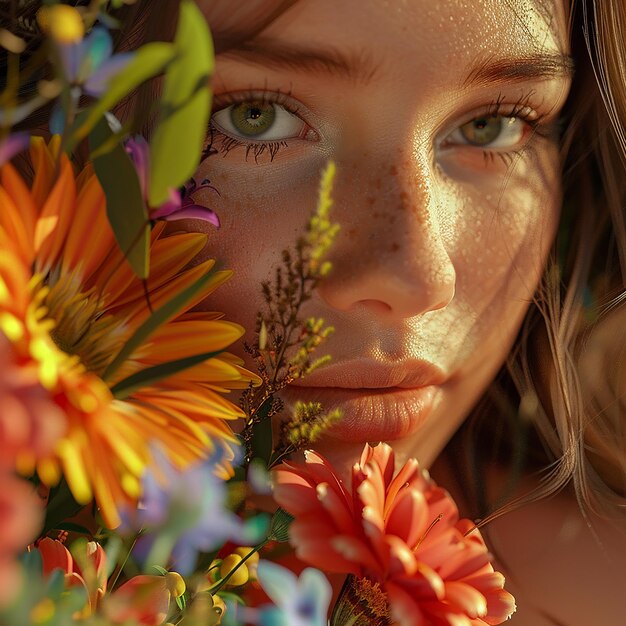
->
xmin=438 ymin=148 xmax=561 ymax=363
xmin=186 ymin=157 xmax=325 ymax=345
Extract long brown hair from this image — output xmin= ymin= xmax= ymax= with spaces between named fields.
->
xmin=456 ymin=0 xmax=626 ymax=523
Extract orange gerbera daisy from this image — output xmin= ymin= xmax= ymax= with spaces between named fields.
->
xmin=273 ymin=443 xmax=516 ymax=626
xmin=0 ymin=136 xmax=257 ymax=527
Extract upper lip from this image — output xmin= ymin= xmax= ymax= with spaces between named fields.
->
xmin=289 ymin=360 xmax=447 ymax=390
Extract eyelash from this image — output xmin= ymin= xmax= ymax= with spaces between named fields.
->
xmin=203 ymin=89 xmax=557 ymax=166
xmin=472 ymin=91 xmax=554 ymax=166
xmin=204 ymin=89 xmax=303 ymax=163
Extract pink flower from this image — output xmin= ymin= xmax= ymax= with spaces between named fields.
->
xmin=36 ymin=539 xmax=172 ymax=624
xmin=37 ymin=538 xmax=107 ymax=613
xmin=0 ymin=472 xmax=43 ymax=606
xmin=125 ymin=136 xmax=220 ymax=226
xmin=273 ymin=443 xmax=516 ymax=626
xmin=103 ymin=575 xmax=172 ymax=626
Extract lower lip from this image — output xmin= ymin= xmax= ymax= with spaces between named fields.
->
xmin=280 ymin=385 xmax=439 ymax=442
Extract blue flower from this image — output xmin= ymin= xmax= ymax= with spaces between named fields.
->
xmin=123 ymin=448 xmax=268 ymax=575
xmin=255 ymin=561 xmax=332 ymax=626
xmin=58 ymin=26 xmax=134 ymax=97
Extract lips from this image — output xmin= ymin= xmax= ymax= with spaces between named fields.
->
xmin=282 ymin=360 xmax=446 ymax=442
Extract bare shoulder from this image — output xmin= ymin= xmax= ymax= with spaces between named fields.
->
xmin=484 ymin=489 xmax=626 ymax=626
xmin=429 ymin=459 xmax=626 ymax=625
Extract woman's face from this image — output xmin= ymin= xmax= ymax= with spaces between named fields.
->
xmin=189 ymin=0 xmax=571 ymax=472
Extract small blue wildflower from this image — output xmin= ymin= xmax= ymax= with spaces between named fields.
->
xmin=255 ymin=561 xmax=332 ymax=626
xmin=58 ymin=27 xmax=134 ymax=97
xmin=123 ymin=447 xmax=268 ymax=575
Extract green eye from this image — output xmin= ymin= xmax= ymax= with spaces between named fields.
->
xmin=230 ymin=101 xmax=276 ymax=137
xmin=459 ymin=116 xmax=502 ymax=146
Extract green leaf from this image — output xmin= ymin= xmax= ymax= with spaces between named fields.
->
xmin=68 ymin=42 xmax=176 ymax=148
xmin=89 ymin=117 xmax=150 ymax=279
xmin=148 ymin=0 xmax=214 ymax=206
xmin=62 ymin=586 xmax=90 ymax=615
xmin=176 ymin=593 xmax=187 ymax=611
xmin=46 ymin=569 xmax=66 ymax=598
xmin=104 ymin=534 xmax=124 ymax=579
xmin=111 ymin=349 xmax=224 ymax=399
xmin=268 ymin=508 xmax=294 ymax=543
xmin=19 ymin=549 xmax=42 ymax=577
xmin=101 ymin=266 xmax=220 ymax=382
xmin=152 ymin=565 xmax=169 ymax=576
xmin=216 ymin=590 xmax=245 ymax=605
xmin=251 ymin=416 xmax=273 ymax=467
xmin=43 ymin=479 xmax=84 ymax=535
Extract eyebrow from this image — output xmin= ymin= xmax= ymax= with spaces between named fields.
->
xmin=219 ymin=38 xmax=379 ymax=84
xmin=220 ymin=39 xmax=574 ymax=88
xmin=462 ymin=53 xmax=575 ymax=88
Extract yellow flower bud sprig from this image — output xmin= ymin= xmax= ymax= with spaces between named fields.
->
xmin=204 ymin=545 xmax=262 ymax=594
xmin=239 ymin=162 xmax=341 ymax=467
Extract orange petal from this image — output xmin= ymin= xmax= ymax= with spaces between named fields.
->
xmin=29 ymin=136 xmax=58 ymax=212
xmin=62 ymin=173 xmax=112 ymax=278
xmin=1 ymin=163 xmax=36 ymax=244
xmin=0 ymin=184 xmax=34 ymax=263
xmin=34 ymin=156 xmax=76 ymax=272
xmin=37 ymin=538 xmax=74 ymax=575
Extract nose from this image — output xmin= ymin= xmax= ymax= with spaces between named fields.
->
xmin=317 ymin=159 xmax=457 ymax=320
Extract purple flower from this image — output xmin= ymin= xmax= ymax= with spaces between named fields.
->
xmin=125 ymin=136 xmax=220 ymax=227
xmin=124 ymin=448 xmax=267 ymax=575
xmin=0 ymin=133 xmax=29 ymax=167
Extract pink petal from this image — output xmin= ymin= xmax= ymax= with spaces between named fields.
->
xmin=331 ymin=535 xmax=382 ymax=573
xmin=439 ymin=546 xmax=491 ymax=581
xmin=302 ymin=450 xmax=352 ymax=503
xmin=462 ymin=570 xmax=505 ymax=593
xmin=385 ymin=458 xmax=421 ymax=504
xmin=273 ymin=478 xmax=321 ymax=517
xmin=289 ymin=524 xmax=360 ymax=574
xmin=363 ymin=442 xmax=395 ymax=487
xmin=385 ymin=580 xmax=428 ymax=626
xmin=444 ymin=581 xmax=488 ymax=618
xmin=317 ymin=482 xmax=358 ymax=533
xmin=108 ymin=575 xmax=170 ymax=626
xmin=398 ymin=561 xmax=445 ymax=600
xmin=385 ymin=535 xmax=418 ymax=577
xmin=158 ymin=204 xmax=220 ymax=228
xmin=482 ymin=589 xmax=517 ymax=625
xmin=386 ymin=489 xmax=428 ymax=548
xmin=357 ymin=464 xmax=386 ymax=514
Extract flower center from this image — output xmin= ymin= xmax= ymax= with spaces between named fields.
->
xmin=41 ymin=269 xmax=126 ymax=376
xmin=331 ymin=575 xmax=391 ymax=626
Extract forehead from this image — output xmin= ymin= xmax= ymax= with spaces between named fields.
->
xmin=200 ymin=0 xmax=568 ymax=47
xmin=258 ymin=0 xmax=569 ymax=69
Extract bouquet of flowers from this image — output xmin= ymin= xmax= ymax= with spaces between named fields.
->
xmin=0 ymin=2 xmax=516 ymax=625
